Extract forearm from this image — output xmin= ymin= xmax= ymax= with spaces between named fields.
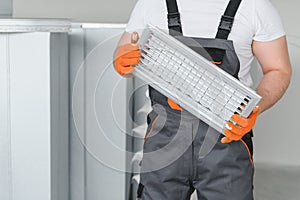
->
xmin=252 ymin=36 xmax=292 ymax=113
xmin=256 ymin=68 xmax=291 ymax=113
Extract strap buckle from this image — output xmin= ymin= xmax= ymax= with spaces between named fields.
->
xmin=218 ymin=15 xmax=234 ymax=31
xmin=167 ymin=12 xmax=182 ymax=28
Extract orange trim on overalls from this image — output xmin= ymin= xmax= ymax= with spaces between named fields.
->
xmin=167 ymin=98 xmax=182 ymax=111
xmin=211 ymin=61 xmax=222 ymax=65
xmin=144 ymin=115 xmax=159 ymax=143
xmin=241 ymin=140 xmax=254 ymax=168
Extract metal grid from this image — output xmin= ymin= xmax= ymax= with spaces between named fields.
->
xmin=133 ymin=25 xmax=261 ymax=133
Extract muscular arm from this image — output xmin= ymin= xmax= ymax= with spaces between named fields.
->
xmin=252 ymin=36 xmax=292 ymax=113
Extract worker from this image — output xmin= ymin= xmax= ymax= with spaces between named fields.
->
xmin=114 ymin=0 xmax=291 ymax=199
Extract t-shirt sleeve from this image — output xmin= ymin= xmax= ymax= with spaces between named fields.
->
xmin=253 ymin=0 xmax=285 ymax=42
xmin=125 ymin=0 xmax=147 ymax=36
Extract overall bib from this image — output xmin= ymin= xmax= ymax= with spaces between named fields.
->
xmin=138 ymin=0 xmax=254 ymax=199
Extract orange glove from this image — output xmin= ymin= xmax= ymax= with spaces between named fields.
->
xmin=221 ymin=106 xmax=260 ymax=144
xmin=114 ymin=32 xmax=141 ymax=76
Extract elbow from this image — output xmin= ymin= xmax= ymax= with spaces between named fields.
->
xmin=284 ymin=63 xmax=292 ymax=88
xmin=265 ymin=63 xmax=292 ymax=87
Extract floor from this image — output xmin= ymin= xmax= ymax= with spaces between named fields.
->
xmin=189 ymin=162 xmax=300 ymax=200
xmin=254 ymin=163 xmax=300 ymax=200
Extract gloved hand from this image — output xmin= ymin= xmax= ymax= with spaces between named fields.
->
xmin=114 ymin=32 xmax=141 ymax=76
xmin=221 ymin=106 xmax=260 ymax=144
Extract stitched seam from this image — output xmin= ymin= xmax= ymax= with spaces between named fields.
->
xmin=144 ymin=115 xmax=159 ymax=143
xmin=241 ymin=140 xmax=254 ymax=168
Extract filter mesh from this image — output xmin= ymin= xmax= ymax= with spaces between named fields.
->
xmin=133 ymin=25 xmax=261 ymax=133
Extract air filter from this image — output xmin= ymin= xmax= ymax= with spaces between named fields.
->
xmin=133 ymin=25 xmax=261 ymax=133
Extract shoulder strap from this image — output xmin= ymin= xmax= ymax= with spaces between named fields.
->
xmin=166 ymin=0 xmax=242 ymax=38
xmin=166 ymin=0 xmax=183 ymax=36
xmin=216 ymin=0 xmax=242 ymax=39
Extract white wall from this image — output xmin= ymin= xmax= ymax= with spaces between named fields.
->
xmin=69 ymin=26 xmax=131 ymax=200
xmin=13 ymin=0 xmax=137 ymax=23
xmin=0 ymin=0 xmax=12 ymax=16
xmin=0 ymin=31 xmax=69 ymax=200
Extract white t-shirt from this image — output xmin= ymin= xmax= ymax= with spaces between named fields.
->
xmin=126 ymin=0 xmax=285 ymax=87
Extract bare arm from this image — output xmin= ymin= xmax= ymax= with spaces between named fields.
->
xmin=252 ymin=36 xmax=292 ymax=113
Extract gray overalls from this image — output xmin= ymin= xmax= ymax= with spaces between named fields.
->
xmin=138 ymin=0 xmax=254 ymax=199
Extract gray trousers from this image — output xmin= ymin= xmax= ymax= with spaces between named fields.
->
xmin=139 ymin=104 xmax=254 ymax=200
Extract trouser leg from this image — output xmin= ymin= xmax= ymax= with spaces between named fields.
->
xmin=139 ymin=105 xmax=197 ymax=200
xmin=192 ymin=121 xmax=254 ymax=200
xmin=138 ymin=105 xmax=254 ymax=200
